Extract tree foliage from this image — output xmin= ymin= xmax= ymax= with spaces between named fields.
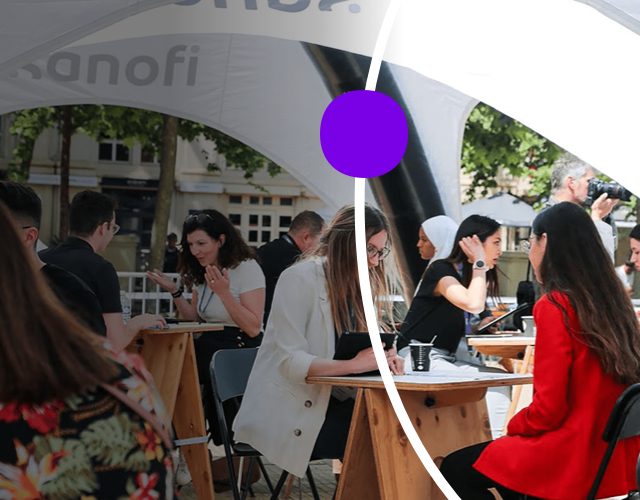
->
xmin=461 ymin=103 xmax=564 ymax=204
xmin=8 ymin=105 xmax=281 ymax=182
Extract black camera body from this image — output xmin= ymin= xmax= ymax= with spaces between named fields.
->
xmin=585 ymin=178 xmax=632 ymax=206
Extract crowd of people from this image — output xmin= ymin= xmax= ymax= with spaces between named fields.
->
xmin=2 ymin=150 xmax=640 ymax=499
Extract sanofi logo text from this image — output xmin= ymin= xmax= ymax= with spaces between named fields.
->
xmin=176 ymin=0 xmax=361 ymax=14
xmin=14 ymin=45 xmax=199 ymax=87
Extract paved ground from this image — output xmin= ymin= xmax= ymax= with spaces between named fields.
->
xmin=178 ymin=457 xmax=337 ymax=500
xmin=177 ymin=383 xmax=534 ymax=500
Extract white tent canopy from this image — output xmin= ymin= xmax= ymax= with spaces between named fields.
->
xmin=461 ymin=193 xmax=538 ymax=227
xmin=2 ymin=0 xmax=640 ymax=214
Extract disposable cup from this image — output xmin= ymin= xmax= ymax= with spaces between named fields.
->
xmin=410 ymin=343 xmax=433 ymax=372
xmin=521 ymin=316 xmax=536 ymax=336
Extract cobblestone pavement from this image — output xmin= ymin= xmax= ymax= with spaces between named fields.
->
xmin=177 ymin=458 xmax=337 ymax=500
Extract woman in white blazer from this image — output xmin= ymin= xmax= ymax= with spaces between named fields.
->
xmin=233 ymin=204 xmax=403 ymax=478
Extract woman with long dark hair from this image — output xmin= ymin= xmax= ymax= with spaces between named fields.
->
xmin=441 ymin=202 xmax=640 ymax=500
xmin=0 ymin=201 xmax=175 ymax=498
xmin=233 ymin=204 xmax=403 ymax=478
xmin=148 ymin=209 xmax=265 ymax=444
xmin=398 ymin=214 xmax=509 ymax=437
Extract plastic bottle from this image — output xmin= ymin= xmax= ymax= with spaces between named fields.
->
xmin=120 ymin=290 xmax=131 ymax=324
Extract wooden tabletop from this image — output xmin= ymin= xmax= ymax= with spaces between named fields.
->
xmin=467 ymin=335 xmax=535 ymax=346
xmin=307 ymin=371 xmax=532 ymax=392
xmin=467 ymin=335 xmax=535 ymax=359
xmin=139 ymin=322 xmax=224 ymax=334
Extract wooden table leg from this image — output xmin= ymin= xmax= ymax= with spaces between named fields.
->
xmin=502 ymin=345 xmax=534 ymax=435
xmin=337 ymin=387 xmax=491 ymax=500
xmin=172 ymin=334 xmax=215 ymax=500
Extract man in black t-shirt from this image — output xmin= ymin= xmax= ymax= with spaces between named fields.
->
xmin=39 ymin=190 xmax=165 ymax=350
xmin=0 ymin=182 xmax=106 ymax=335
xmin=257 ymin=210 xmax=325 ymax=327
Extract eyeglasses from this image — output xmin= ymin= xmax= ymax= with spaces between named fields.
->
xmin=367 ymin=245 xmax=391 ymax=260
xmin=185 ymin=212 xmax=213 ymax=224
xmin=520 ymin=239 xmax=531 ymax=255
xmin=111 ymin=223 xmax=120 ymax=235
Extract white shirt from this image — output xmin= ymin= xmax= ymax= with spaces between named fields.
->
xmin=194 ymin=259 xmax=265 ymax=326
xmin=616 ymin=265 xmax=634 ymax=289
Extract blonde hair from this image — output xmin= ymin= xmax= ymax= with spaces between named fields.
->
xmin=312 ymin=204 xmax=393 ymax=334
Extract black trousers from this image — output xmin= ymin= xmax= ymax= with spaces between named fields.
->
xmin=195 ymin=328 xmax=262 ymax=446
xmin=311 ymin=396 xmax=355 ymax=461
xmin=440 ymin=441 xmax=543 ymax=500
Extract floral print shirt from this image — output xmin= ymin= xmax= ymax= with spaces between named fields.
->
xmin=0 ymin=348 xmax=174 ymax=500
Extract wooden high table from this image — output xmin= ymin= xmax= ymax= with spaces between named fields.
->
xmin=467 ymin=335 xmax=536 ymax=433
xmin=128 ymin=323 xmax=223 ymax=500
xmin=307 ymin=371 xmax=532 ymax=500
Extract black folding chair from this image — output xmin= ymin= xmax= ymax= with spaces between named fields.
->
xmin=586 ymin=382 xmax=640 ymax=500
xmin=210 ymin=347 xmax=323 ymax=500
xmin=209 ymin=348 xmax=275 ymax=500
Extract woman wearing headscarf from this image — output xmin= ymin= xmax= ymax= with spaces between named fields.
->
xmin=416 ymin=215 xmax=459 ymax=268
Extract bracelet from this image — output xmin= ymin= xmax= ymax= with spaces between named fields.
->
xmin=171 ymin=286 xmax=184 ymax=298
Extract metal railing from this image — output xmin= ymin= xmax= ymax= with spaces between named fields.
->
xmin=117 ymin=272 xmax=192 ymax=316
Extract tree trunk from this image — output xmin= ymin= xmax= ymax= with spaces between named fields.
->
xmin=148 ymin=114 xmax=178 ymax=272
xmin=59 ymin=105 xmax=73 ymax=242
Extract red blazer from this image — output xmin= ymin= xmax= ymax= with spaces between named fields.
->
xmin=474 ymin=292 xmax=640 ymax=500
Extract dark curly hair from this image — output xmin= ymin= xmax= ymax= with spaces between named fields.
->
xmin=178 ymin=210 xmax=256 ymax=288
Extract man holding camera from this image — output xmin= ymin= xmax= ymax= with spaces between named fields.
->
xmin=547 ymin=153 xmax=620 ymax=261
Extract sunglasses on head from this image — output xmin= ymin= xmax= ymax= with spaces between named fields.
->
xmin=185 ymin=212 xmax=213 ymax=224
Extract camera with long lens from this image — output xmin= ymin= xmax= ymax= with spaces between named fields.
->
xmin=585 ymin=178 xmax=633 ymax=206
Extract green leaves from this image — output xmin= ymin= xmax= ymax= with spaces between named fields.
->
xmin=8 ymin=105 xmax=282 ymax=183
xmin=462 ymin=103 xmax=563 ymax=203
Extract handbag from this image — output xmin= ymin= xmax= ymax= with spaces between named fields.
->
xmin=514 ymin=261 xmax=535 ymax=332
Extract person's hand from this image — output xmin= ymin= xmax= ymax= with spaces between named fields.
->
xmin=147 ymin=269 xmax=179 ymax=294
xmin=590 ymin=193 xmax=617 ymax=221
xmin=128 ymin=314 xmax=167 ymax=332
xmin=459 ymin=235 xmax=486 ymax=264
xmin=386 ymin=349 xmax=405 ymax=375
xmin=473 ymin=316 xmax=498 ymax=334
xmin=204 ymin=265 xmax=231 ymax=295
xmin=350 ymin=347 xmax=379 ymax=374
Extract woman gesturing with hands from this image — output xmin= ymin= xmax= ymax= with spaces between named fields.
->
xmin=146 ymin=210 xmax=265 ymax=445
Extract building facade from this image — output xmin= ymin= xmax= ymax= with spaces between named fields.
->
xmin=0 ymin=115 xmax=327 ymax=271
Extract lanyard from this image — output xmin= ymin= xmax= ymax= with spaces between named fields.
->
xmin=198 ymin=286 xmax=215 ymax=315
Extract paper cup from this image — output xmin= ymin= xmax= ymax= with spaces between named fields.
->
xmin=410 ymin=343 xmax=432 ymax=371
xmin=521 ymin=316 xmax=536 ymax=336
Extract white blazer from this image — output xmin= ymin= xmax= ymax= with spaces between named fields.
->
xmin=233 ymin=258 xmax=335 ymax=478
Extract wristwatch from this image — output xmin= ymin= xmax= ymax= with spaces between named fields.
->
xmin=473 ymin=260 xmax=489 ymax=271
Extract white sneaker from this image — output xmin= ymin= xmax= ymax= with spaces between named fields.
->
xmin=175 ymin=449 xmax=192 ymax=486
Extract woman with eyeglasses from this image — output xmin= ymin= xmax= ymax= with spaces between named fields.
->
xmin=397 ymin=214 xmax=510 ymax=438
xmin=441 ymin=202 xmax=640 ymax=500
xmin=233 ymin=204 xmax=403 ymax=479
xmin=147 ymin=209 xmax=265 ymax=444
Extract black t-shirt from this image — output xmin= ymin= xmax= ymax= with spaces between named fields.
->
xmin=39 ymin=237 xmax=122 ymax=314
xmin=257 ymin=235 xmax=301 ymax=327
xmin=398 ymin=260 xmax=465 ymax=353
xmin=41 ymin=263 xmax=107 ymax=335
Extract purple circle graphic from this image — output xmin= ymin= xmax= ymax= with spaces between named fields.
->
xmin=320 ymin=90 xmax=408 ymax=178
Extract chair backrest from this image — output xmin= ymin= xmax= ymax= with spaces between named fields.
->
xmin=210 ymin=347 xmax=259 ymax=404
xmin=603 ymin=383 xmax=640 ymax=442
xmin=587 ymin=382 xmax=640 ymax=500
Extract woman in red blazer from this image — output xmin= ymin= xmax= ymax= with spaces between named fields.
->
xmin=440 ymin=202 xmax=640 ymax=500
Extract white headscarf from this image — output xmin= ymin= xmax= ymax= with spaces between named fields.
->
xmin=421 ymin=215 xmax=459 ymax=268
